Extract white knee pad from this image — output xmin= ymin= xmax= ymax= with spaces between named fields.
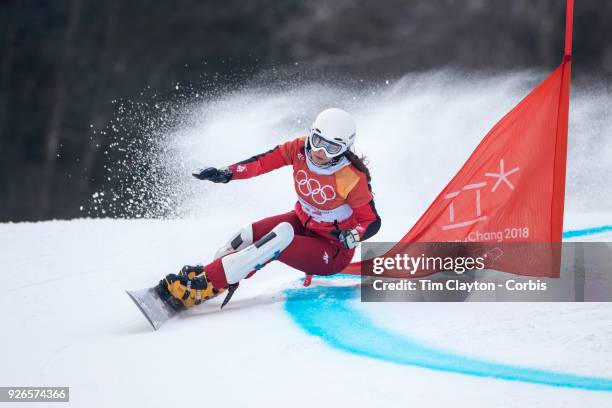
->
xmin=222 ymin=222 xmax=294 ymax=285
xmin=214 ymin=223 xmax=254 ymax=259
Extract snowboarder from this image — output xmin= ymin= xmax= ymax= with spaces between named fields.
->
xmin=157 ymin=108 xmax=381 ymax=310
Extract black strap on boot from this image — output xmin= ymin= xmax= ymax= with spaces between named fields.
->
xmin=155 ymin=278 xmax=187 ymax=312
xmin=179 ymin=265 xmax=204 ymax=278
xmin=220 ymin=283 xmax=239 ymax=309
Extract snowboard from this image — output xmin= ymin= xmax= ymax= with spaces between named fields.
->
xmin=126 ymin=287 xmax=178 ymax=330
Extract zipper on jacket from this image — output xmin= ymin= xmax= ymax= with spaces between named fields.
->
xmin=304 ymin=215 xmax=312 ymax=229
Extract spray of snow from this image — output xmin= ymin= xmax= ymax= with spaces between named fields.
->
xmin=87 ymin=70 xmax=612 ymax=226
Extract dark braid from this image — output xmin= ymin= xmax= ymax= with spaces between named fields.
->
xmin=345 ymin=150 xmax=371 ymax=182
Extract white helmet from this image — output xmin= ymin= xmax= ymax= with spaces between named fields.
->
xmin=308 ymin=108 xmax=356 ymax=159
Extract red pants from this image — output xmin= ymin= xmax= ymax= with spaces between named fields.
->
xmin=203 ymin=210 xmax=355 ymax=289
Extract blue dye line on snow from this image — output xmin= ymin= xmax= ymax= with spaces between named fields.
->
xmin=563 ymin=225 xmax=612 ymax=239
xmin=284 ymin=225 xmax=612 ymax=391
xmin=284 ymin=285 xmax=612 ymax=391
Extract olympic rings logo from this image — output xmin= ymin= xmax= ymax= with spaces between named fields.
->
xmin=295 ymin=170 xmax=336 ymax=204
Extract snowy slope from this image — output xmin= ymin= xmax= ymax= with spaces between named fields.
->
xmin=3 ymin=71 xmax=612 ymax=406
xmin=1 ymin=216 xmax=611 ymax=407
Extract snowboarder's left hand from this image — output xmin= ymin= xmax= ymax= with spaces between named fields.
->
xmin=331 ymin=228 xmax=360 ymax=249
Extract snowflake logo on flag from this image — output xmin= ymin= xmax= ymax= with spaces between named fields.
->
xmin=485 ymin=159 xmax=520 ymax=192
xmin=442 ymin=158 xmax=520 ymax=231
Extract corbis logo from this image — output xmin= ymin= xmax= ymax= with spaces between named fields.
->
xmin=295 ymin=170 xmax=336 ymax=204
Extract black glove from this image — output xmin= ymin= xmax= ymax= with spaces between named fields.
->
xmin=331 ymin=228 xmax=360 ymax=249
xmin=192 ymin=167 xmax=232 ymax=183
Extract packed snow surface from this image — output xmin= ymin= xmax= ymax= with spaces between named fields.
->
xmin=1 ymin=216 xmax=611 ymax=407
xmin=3 ymin=71 xmax=612 ymax=406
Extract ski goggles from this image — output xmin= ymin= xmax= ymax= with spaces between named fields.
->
xmin=309 ymin=131 xmax=344 ymax=157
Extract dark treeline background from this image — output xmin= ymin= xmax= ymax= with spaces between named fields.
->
xmin=1 ymin=0 xmax=611 ymax=221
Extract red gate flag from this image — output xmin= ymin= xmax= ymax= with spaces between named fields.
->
xmin=397 ymin=60 xmax=571 ymax=244
xmin=343 ymin=0 xmax=573 ymax=276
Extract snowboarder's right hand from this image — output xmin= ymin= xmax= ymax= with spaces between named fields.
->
xmin=192 ymin=167 xmax=232 ymax=183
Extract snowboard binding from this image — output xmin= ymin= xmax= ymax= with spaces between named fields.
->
xmin=156 ymin=265 xmax=222 ymax=311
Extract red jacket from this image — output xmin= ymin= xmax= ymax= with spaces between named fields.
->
xmin=228 ymin=137 xmax=381 ymax=242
